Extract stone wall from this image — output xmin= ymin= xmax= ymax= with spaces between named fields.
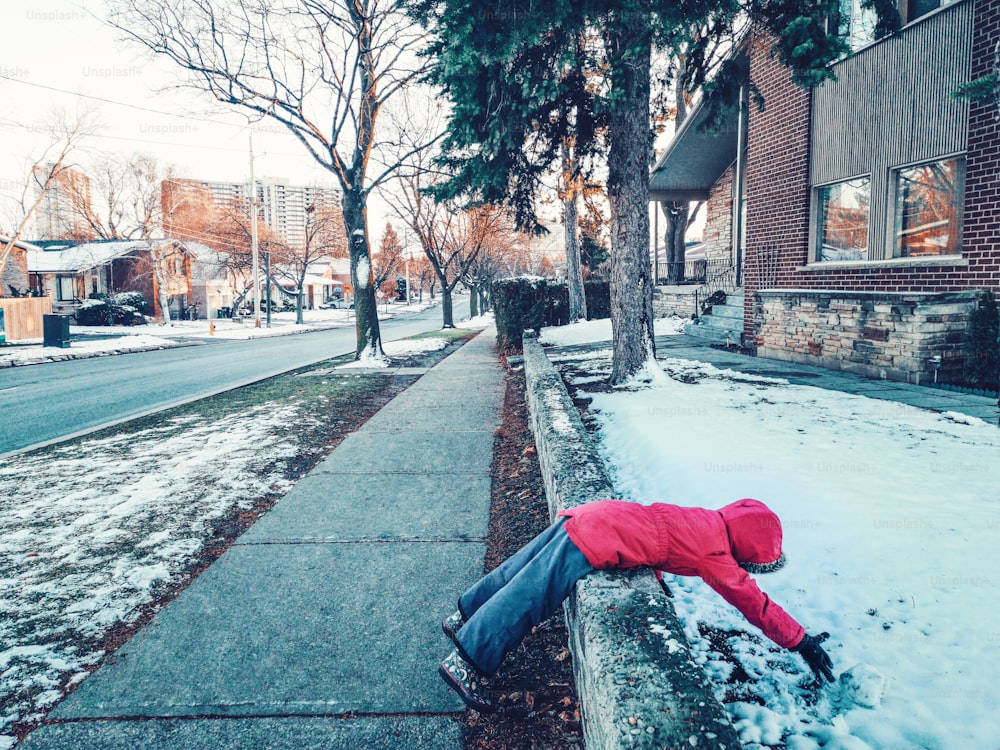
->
xmin=1 ymin=244 xmax=30 ymax=297
xmin=652 ymin=286 xmax=698 ymax=319
xmin=520 ymin=334 xmax=740 ymax=750
xmin=754 ymin=289 xmax=980 ymax=382
xmin=703 ymin=164 xmax=735 ymax=265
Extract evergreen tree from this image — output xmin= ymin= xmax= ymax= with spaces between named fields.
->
xmin=966 ymin=290 xmax=1000 ymax=391
xmin=414 ymin=0 xmax=899 ymax=382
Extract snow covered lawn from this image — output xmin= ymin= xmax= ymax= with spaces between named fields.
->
xmin=544 ymin=321 xmax=1000 ymax=750
xmin=0 ymin=406 xmax=307 ymax=745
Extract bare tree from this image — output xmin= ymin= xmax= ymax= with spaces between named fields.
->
xmin=0 ymin=111 xmax=94 ymax=285
xmin=60 ymin=152 xmax=184 ymax=322
xmin=462 ymin=223 xmax=527 ymax=317
xmin=111 ymin=0 xmax=431 ymax=359
xmin=269 ymin=204 xmax=346 ymax=323
xmin=372 ymin=222 xmax=405 ymax=293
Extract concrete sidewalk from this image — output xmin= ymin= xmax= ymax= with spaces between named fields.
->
xmin=21 ymin=329 xmax=505 ymax=750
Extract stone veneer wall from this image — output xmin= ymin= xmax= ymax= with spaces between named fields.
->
xmin=703 ymin=164 xmax=735 ymax=265
xmin=652 ymin=286 xmax=698 ymax=318
xmin=754 ymin=289 xmax=980 ymax=382
xmin=1 ymin=245 xmax=30 ymax=296
xmin=521 ymin=333 xmax=741 ymax=750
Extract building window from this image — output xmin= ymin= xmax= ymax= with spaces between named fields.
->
xmin=833 ymin=0 xmax=958 ymax=51
xmin=57 ymin=276 xmax=75 ymax=301
xmin=905 ymin=0 xmax=957 ymax=23
xmin=816 ymin=177 xmax=871 ymax=262
xmin=892 ymin=156 xmax=964 ymax=257
xmin=832 ymin=0 xmax=880 ymax=51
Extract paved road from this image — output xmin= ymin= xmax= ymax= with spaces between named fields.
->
xmin=0 ymin=299 xmax=469 ymax=456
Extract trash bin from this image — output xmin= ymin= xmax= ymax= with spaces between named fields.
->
xmin=43 ymin=314 xmax=71 ymax=348
xmin=0 ymin=308 xmax=6 ymax=345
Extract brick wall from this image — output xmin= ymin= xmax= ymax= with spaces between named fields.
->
xmin=744 ymin=7 xmax=1000 ymax=371
xmin=742 ymin=28 xmax=812 ymax=337
xmin=964 ymin=0 xmax=1000 ymax=282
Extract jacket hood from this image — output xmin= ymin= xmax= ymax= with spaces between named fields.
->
xmin=718 ymin=499 xmax=784 ymax=569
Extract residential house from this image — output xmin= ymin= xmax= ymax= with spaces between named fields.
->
xmin=28 ymin=239 xmax=199 ymax=321
xmin=650 ymin=0 xmax=999 ymax=384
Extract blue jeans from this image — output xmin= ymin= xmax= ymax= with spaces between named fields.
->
xmin=454 ymin=519 xmax=594 ymax=675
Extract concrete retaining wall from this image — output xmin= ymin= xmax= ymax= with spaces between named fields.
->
xmin=521 ymin=333 xmax=740 ymax=750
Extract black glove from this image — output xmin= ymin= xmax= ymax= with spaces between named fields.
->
xmin=791 ymin=632 xmax=835 ymax=683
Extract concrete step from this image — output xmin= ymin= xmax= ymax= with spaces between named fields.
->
xmin=698 ymin=314 xmax=741 ymax=331
xmin=705 ymin=304 xmax=744 ymax=321
xmin=682 ymin=320 xmax=742 ymax=345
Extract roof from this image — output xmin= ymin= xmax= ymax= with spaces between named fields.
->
xmin=0 ymin=237 xmax=43 ymax=253
xmin=649 ymin=46 xmax=749 ymax=203
xmin=649 ymin=97 xmax=739 ymax=202
xmin=27 ymin=240 xmax=148 ymax=273
xmin=302 ymin=274 xmax=343 ymax=287
xmin=26 ymin=238 xmax=204 ymax=274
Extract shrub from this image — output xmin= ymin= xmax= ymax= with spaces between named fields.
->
xmin=75 ymin=294 xmax=146 ymax=326
xmin=584 ymin=280 xmax=610 ymax=320
xmin=494 ymin=277 xmax=614 ymax=351
xmin=76 ymin=298 xmax=113 ymax=326
xmin=112 ymin=292 xmax=147 ymax=316
xmin=493 ymin=277 xmax=549 ymax=352
xmin=965 ymin=289 xmax=1000 ymax=391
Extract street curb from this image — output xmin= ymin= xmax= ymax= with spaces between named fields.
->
xmin=521 ymin=332 xmax=741 ymax=750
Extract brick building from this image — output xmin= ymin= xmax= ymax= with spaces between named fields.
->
xmin=651 ymin=0 xmax=999 ymax=383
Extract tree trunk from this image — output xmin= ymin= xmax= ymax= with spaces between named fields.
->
xmin=564 ymin=187 xmax=588 ymax=322
xmin=342 ymin=188 xmax=383 ymax=359
xmin=469 ymin=284 xmax=479 ymax=317
xmin=441 ymin=286 xmax=455 ymax=328
xmin=151 ymin=248 xmax=173 ymax=324
xmin=662 ymin=200 xmax=687 ymax=285
xmin=607 ymin=3 xmax=655 ymax=384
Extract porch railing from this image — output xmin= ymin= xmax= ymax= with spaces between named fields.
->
xmin=654 ymin=259 xmax=707 ymax=285
xmin=694 ymin=261 xmax=739 ymax=318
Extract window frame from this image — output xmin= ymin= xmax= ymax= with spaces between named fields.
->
xmin=889 ymin=153 xmax=966 ymax=259
xmin=812 ymin=174 xmax=874 ymax=264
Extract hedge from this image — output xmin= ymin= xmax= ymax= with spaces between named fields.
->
xmin=75 ymin=293 xmax=147 ymax=326
xmin=493 ymin=277 xmax=610 ymax=352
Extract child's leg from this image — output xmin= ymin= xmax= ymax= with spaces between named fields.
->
xmin=457 ymin=518 xmax=568 ymax=619
xmin=455 ymin=522 xmax=593 ymax=675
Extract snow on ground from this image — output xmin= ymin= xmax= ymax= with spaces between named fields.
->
xmin=544 ymin=324 xmax=1000 ymax=749
xmin=538 ymin=315 xmax=685 ymax=347
xmin=337 ymin=335 xmax=453 ymax=369
xmin=0 ymin=404 xmax=310 ymax=743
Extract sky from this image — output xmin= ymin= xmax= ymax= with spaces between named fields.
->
xmin=0 ymin=0 xmax=389 ymax=235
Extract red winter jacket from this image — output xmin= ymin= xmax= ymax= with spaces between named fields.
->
xmin=558 ymin=499 xmax=804 ymax=649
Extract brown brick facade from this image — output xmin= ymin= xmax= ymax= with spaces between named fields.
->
xmin=741 ymin=2 xmax=1000 ymax=380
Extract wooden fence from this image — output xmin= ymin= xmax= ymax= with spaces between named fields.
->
xmin=0 ymin=297 xmax=52 ymax=342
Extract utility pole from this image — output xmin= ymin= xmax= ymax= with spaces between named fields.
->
xmin=249 ymin=134 xmax=261 ymax=328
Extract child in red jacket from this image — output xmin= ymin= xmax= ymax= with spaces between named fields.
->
xmin=439 ymin=498 xmax=834 ymax=713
